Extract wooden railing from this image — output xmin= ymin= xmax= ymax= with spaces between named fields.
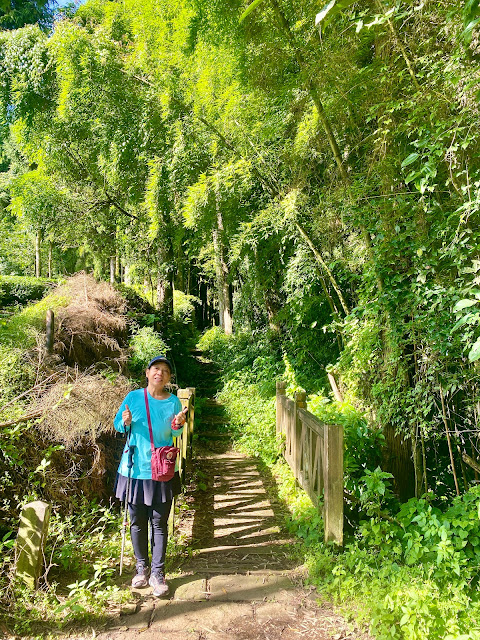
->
xmin=176 ymin=386 xmax=196 ymax=481
xmin=276 ymin=381 xmax=343 ymax=545
xmin=169 ymin=386 xmax=195 ymax=533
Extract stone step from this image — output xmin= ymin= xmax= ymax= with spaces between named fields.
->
xmin=201 ymin=415 xmax=228 ymax=424
xmin=192 ymin=540 xmax=292 ymax=555
xmin=197 ymin=433 xmax=230 ymax=440
xmin=205 ymin=399 xmax=223 ymax=407
xmin=181 ymin=558 xmax=296 ymax=573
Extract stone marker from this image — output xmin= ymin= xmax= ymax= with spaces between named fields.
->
xmin=15 ymin=501 xmax=51 ymax=589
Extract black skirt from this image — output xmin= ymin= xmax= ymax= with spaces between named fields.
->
xmin=114 ymin=471 xmax=182 ymax=506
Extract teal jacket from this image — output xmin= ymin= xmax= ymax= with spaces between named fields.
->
xmin=114 ymin=388 xmax=184 ymax=480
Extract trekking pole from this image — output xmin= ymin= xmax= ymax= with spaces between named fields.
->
xmin=119 ymin=444 xmax=135 ymax=576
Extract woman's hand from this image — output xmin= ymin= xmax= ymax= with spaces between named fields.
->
xmin=174 ymin=407 xmax=188 ymax=427
xmin=122 ymin=404 xmax=132 ymax=427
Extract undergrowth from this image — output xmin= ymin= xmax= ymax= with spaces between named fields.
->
xmin=0 ymin=276 xmax=56 ymax=307
xmin=198 ymin=326 xmax=480 ymax=640
xmin=0 ymin=277 xmax=196 ymax=636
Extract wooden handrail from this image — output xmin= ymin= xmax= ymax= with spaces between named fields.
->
xmin=276 ymin=381 xmax=343 ymax=545
xmin=169 ymin=387 xmax=195 ymax=535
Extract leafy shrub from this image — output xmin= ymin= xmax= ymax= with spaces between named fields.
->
xmin=0 ymin=276 xmax=55 ymax=307
xmin=173 ymin=290 xmax=200 ymax=324
xmin=198 ymin=326 xmax=283 ymax=395
xmin=218 ymin=380 xmax=279 ymax=464
xmin=128 ymin=326 xmax=169 ymax=375
xmin=308 ymin=392 xmax=384 ymax=487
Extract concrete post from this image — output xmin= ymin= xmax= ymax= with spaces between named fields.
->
xmin=15 ymin=501 xmax=51 ymax=589
xmin=324 ymin=423 xmax=344 ymax=545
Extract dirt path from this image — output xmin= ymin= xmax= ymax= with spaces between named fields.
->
xmin=96 ymin=357 xmax=370 ymax=640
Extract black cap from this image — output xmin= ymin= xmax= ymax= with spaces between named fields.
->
xmin=147 ymin=356 xmax=173 ymax=372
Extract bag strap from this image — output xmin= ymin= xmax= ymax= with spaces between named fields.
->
xmin=144 ymin=388 xmax=156 ymax=453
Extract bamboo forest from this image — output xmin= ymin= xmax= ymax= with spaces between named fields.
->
xmin=2 ymin=0 xmax=480 ymax=638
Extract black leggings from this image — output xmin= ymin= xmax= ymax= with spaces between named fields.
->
xmin=128 ymin=501 xmax=172 ymax=574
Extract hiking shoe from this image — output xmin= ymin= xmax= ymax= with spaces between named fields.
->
xmin=149 ymin=572 xmax=169 ymax=597
xmin=131 ymin=564 xmax=150 ymax=588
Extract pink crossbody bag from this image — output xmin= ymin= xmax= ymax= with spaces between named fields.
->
xmin=144 ymin=388 xmax=180 ymax=482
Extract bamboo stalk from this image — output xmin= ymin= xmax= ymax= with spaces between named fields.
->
xmin=420 ymin=425 xmax=428 ymax=494
xmin=439 ymin=385 xmax=460 ymax=496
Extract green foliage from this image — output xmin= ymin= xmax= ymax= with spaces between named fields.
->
xmin=0 ymin=0 xmax=55 ymax=31
xmin=173 ymin=289 xmax=200 ymax=325
xmin=0 ymin=275 xmax=53 ymax=306
xmin=198 ymin=327 xmax=282 ymax=462
xmin=273 ymin=454 xmax=480 ymax=640
xmin=1 ymin=501 xmax=131 ymax=634
xmin=198 ymin=326 xmax=283 ymax=394
xmin=128 ymin=326 xmax=169 ymax=375
xmin=308 ymin=392 xmax=383 ymax=487
xmin=322 ymin=487 xmax=480 ymax=639
xmin=218 ymin=379 xmax=279 ymax=463
xmin=239 ymin=0 xmax=266 ymax=23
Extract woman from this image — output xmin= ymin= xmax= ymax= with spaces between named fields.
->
xmin=114 ymin=355 xmax=187 ymax=597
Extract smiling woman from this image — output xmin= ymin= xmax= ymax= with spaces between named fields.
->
xmin=113 ymin=356 xmax=188 ymax=597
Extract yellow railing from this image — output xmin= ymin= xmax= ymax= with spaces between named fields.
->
xmin=169 ymin=387 xmax=196 ymax=533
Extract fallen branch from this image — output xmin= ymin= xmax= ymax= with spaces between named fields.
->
xmin=462 ymin=452 xmax=480 ymax=475
xmin=0 ymin=411 xmax=45 ymax=429
xmin=0 ymin=373 xmax=62 ymax=416
xmin=327 ymin=373 xmax=344 ymax=403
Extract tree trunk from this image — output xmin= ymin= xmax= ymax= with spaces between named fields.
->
xmin=48 ymin=240 xmax=53 ymax=278
xmin=109 ymin=257 xmax=115 ymax=285
xmin=295 ymin=219 xmax=350 ymax=315
xmin=213 ymin=194 xmax=233 ymax=335
xmin=35 ymin=229 xmax=42 ymax=278
xmin=269 ymin=0 xmax=349 ymax=182
xmin=156 ymin=241 xmax=174 ymax=318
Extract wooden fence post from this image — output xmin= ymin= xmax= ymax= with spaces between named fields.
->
xmin=176 ymin=389 xmax=190 ymax=483
xmin=186 ymin=387 xmax=196 ymax=459
xmin=46 ymin=310 xmax=54 ymax=354
xmin=324 ymin=423 xmax=344 ymax=545
xmin=276 ymin=381 xmax=286 ymax=436
xmin=294 ymin=391 xmax=307 ymax=481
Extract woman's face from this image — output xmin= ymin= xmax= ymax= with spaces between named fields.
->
xmin=146 ymin=363 xmax=171 ymax=388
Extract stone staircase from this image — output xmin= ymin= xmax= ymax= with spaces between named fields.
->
xmin=97 ymin=351 xmax=370 ymax=640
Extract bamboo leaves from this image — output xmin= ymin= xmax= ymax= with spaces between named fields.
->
xmin=315 ymin=0 xmax=355 ymax=33
xmin=239 ymin=0 xmax=267 ymax=23
xmin=462 ymin=0 xmax=480 ymax=43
